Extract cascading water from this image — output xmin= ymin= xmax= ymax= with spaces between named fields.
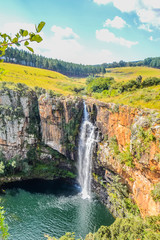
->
xmin=78 ymin=102 xmax=96 ymax=199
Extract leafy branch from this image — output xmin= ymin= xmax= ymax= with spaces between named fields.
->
xmin=0 ymin=21 xmax=45 ymax=59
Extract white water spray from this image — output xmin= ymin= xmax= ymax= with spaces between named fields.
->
xmin=78 ymin=102 xmax=96 ymax=199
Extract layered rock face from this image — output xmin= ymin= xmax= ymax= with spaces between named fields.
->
xmin=0 ymin=89 xmax=83 ymax=180
xmin=86 ymin=99 xmax=160 ymax=217
xmin=39 ymin=95 xmax=83 ymax=160
xmin=0 ymin=88 xmax=40 ymax=160
xmin=0 ymin=88 xmax=83 ymax=162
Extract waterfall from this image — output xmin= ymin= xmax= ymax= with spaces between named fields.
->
xmin=78 ymin=102 xmax=96 ymax=199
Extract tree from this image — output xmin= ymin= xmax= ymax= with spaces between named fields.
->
xmin=136 ymin=75 xmax=142 ymax=84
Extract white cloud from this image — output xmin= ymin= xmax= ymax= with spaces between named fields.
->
xmin=33 ymin=25 xmax=117 ymax=64
xmin=137 ymin=9 xmax=160 ymax=28
xmin=138 ymin=24 xmax=153 ymax=32
xmin=104 ymin=16 xmax=127 ymax=29
xmin=51 ymin=25 xmax=79 ymax=40
xmin=94 ymin=0 xmax=138 ymax=12
xmin=37 ymin=26 xmax=82 ymax=63
xmin=94 ymin=0 xmax=160 ymax=28
xmin=113 ymin=0 xmax=138 ymax=13
xmin=141 ymin=0 xmax=160 ymax=9
xmin=0 ymin=22 xmax=127 ymax=64
xmin=96 ymin=29 xmax=138 ymax=48
xmin=72 ymin=48 xmax=118 ymax=64
xmin=41 ymin=30 xmax=117 ymax=64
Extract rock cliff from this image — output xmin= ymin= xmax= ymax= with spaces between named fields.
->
xmin=0 ymin=87 xmax=83 ymax=180
xmin=86 ymin=99 xmax=160 ymax=217
xmin=38 ymin=95 xmax=83 ymax=160
xmin=0 ymin=86 xmax=159 ymax=217
xmin=0 ymin=87 xmax=40 ymax=160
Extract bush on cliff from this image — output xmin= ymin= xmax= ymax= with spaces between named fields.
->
xmin=45 ymin=215 xmax=160 ymax=240
xmin=86 ymin=77 xmax=115 ymax=93
xmin=151 ymin=183 xmax=160 ymax=202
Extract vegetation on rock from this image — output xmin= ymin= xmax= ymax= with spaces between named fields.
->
xmin=45 ymin=215 xmax=160 ymax=240
xmin=108 ymin=136 xmax=134 ymax=168
xmin=0 ymin=206 xmax=9 ymax=240
xmin=132 ymin=126 xmax=156 ymax=161
xmin=151 ymin=183 xmax=160 ymax=202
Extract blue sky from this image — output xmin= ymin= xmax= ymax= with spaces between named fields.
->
xmin=1 ymin=0 xmax=160 ymax=64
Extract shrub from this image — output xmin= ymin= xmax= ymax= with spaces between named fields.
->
xmin=0 ymin=207 xmax=9 ymax=239
xmin=86 ymin=77 xmax=115 ymax=93
xmin=142 ymin=77 xmax=160 ymax=87
xmin=118 ymin=147 xmax=134 ymax=168
xmin=44 ymin=232 xmax=79 ymax=240
xmin=107 ymin=175 xmax=139 ymax=217
xmin=132 ymin=127 xmax=156 ymax=160
xmin=109 ymin=136 xmax=120 ymax=155
xmin=151 ymin=183 xmax=160 ymax=202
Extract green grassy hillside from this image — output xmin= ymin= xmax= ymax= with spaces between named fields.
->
xmin=105 ymin=66 xmax=160 ymax=82
xmin=99 ymin=85 xmax=160 ymax=110
xmin=0 ymin=63 xmax=160 ymax=110
xmin=0 ymin=63 xmax=86 ymax=95
xmin=93 ymin=66 xmax=160 ymax=110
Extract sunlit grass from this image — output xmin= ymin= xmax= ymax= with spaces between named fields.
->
xmin=98 ymin=85 xmax=160 ymax=110
xmin=0 ymin=63 xmax=160 ymax=110
xmin=0 ymin=63 xmax=86 ymax=95
xmin=105 ymin=66 xmax=160 ymax=82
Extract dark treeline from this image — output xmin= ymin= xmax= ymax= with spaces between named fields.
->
xmin=100 ymin=60 xmax=143 ymax=68
xmin=100 ymin=57 xmax=160 ymax=69
xmin=4 ymin=48 xmax=160 ymax=77
xmin=4 ymin=48 xmax=106 ymax=77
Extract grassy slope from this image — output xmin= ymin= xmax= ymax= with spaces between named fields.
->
xmin=105 ymin=66 xmax=160 ymax=82
xmin=0 ymin=63 xmax=160 ymax=110
xmin=99 ymin=85 xmax=160 ymax=110
xmin=0 ymin=63 xmax=86 ymax=95
xmin=97 ymin=66 xmax=160 ymax=110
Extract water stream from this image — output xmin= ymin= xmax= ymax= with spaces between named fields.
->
xmin=78 ymin=102 xmax=97 ymax=198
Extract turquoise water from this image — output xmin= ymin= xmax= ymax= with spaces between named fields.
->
xmin=1 ymin=179 xmax=114 ymax=240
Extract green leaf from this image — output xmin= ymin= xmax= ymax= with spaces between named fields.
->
xmin=30 ymin=34 xmax=42 ymax=43
xmin=1 ymin=34 xmax=7 ymax=39
xmin=19 ymin=29 xmax=28 ymax=37
xmin=23 ymin=30 xmax=28 ymax=37
xmin=19 ymin=29 xmax=24 ymax=36
xmin=29 ymin=33 xmax=35 ymax=41
xmin=16 ymin=33 xmax=20 ymax=38
xmin=26 ymin=46 xmax=34 ymax=53
xmin=24 ymin=40 xmax=29 ymax=46
xmin=12 ymin=37 xmax=18 ymax=43
xmin=34 ymin=35 xmax=43 ymax=43
xmin=7 ymin=35 xmax=12 ymax=41
xmin=36 ymin=21 xmax=45 ymax=33
xmin=15 ymin=42 xmax=21 ymax=47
